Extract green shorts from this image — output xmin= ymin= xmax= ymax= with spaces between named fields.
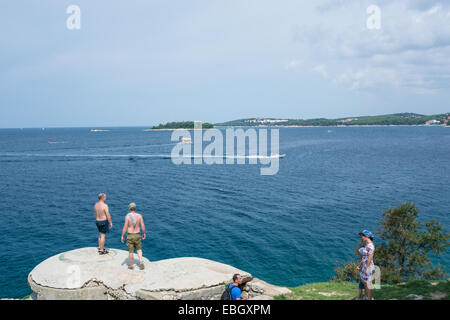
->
xmin=126 ymin=233 xmax=142 ymax=252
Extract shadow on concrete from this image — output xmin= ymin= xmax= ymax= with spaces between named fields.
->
xmin=121 ymin=256 xmax=145 ymax=269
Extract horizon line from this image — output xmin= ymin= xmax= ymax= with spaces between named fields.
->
xmin=1 ymin=111 xmax=448 ymax=129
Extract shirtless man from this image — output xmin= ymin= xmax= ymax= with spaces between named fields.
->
xmin=94 ymin=193 xmax=113 ymax=255
xmin=121 ymin=203 xmax=146 ymax=270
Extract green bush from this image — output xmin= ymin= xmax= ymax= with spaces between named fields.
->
xmin=333 ymin=261 xmax=360 ymax=282
xmin=334 ymin=202 xmax=450 ymax=284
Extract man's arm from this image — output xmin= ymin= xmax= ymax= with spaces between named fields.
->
xmin=140 ymin=215 xmax=146 ymax=240
xmin=105 ymin=205 xmax=112 ymax=228
xmin=121 ymin=216 xmax=128 ymax=243
xmin=234 ymin=287 xmax=245 ymax=300
xmin=236 ymin=291 xmax=246 ymax=300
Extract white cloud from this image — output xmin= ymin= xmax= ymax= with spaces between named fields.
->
xmin=292 ymin=0 xmax=450 ymax=94
xmin=313 ymin=65 xmax=329 ymax=79
xmin=285 ymin=59 xmax=302 ymax=71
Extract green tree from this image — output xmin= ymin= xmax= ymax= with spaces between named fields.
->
xmin=376 ymin=202 xmax=449 ymax=283
xmin=334 ymin=202 xmax=449 ymax=284
xmin=151 ymin=121 xmax=214 ymax=129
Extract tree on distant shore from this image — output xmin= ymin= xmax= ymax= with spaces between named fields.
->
xmin=152 ymin=121 xmax=214 ymax=129
xmin=334 ymin=201 xmax=449 ymax=284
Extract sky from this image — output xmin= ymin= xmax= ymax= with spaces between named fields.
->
xmin=1 ymin=0 xmax=449 ymax=128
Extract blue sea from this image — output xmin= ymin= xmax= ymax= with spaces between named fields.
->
xmin=0 ymin=126 xmax=449 ymax=298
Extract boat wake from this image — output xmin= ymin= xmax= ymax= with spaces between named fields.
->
xmin=0 ymin=153 xmax=286 ymax=161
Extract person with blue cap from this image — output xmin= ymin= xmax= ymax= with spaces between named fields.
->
xmin=357 ymin=230 xmax=375 ymax=300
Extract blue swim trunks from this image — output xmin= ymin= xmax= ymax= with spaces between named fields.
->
xmin=96 ymin=220 xmax=109 ymax=234
xmin=359 ymin=278 xmax=364 ymax=289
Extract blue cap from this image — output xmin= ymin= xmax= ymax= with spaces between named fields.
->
xmin=359 ymin=230 xmax=374 ymax=238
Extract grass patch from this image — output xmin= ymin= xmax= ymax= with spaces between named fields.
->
xmin=374 ymin=280 xmax=450 ymax=300
xmin=275 ymin=280 xmax=450 ymax=300
xmin=275 ymin=281 xmax=357 ymax=300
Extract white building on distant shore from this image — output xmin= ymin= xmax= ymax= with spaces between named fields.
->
xmin=246 ymin=118 xmax=289 ymax=124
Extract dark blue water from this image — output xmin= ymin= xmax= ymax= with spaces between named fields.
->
xmin=0 ymin=126 xmax=449 ymax=298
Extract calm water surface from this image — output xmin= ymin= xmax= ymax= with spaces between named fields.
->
xmin=0 ymin=126 xmax=449 ymax=298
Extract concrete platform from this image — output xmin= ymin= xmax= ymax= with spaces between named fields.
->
xmin=28 ymin=247 xmax=291 ymax=300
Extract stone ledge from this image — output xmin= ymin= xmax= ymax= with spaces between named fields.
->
xmin=28 ymin=247 xmax=291 ymax=300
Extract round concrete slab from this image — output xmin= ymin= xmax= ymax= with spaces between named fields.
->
xmin=28 ymin=247 xmax=256 ymax=300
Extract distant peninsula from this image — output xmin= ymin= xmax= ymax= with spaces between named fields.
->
xmin=149 ymin=121 xmax=214 ymax=130
xmin=215 ymin=113 xmax=450 ymax=127
xmin=146 ymin=113 xmax=450 ymax=130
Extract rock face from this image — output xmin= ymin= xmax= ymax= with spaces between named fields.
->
xmin=28 ymin=247 xmax=291 ymax=300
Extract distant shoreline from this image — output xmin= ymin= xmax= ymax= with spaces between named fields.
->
xmin=146 ymin=124 xmax=449 ymax=130
xmin=143 ymin=128 xmax=206 ymax=131
xmin=215 ymin=124 xmax=449 ymax=128
xmin=214 ymin=113 xmax=450 ymax=127
xmin=2 ymin=112 xmax=449 ymax=129
xmin=1 ymin=124 xmax=449 ymax=130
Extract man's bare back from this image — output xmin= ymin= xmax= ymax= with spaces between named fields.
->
xmin=125 ymin=212 xmax=144 ymax=234
xmin=94 ymin=201 xmax=109 ymax=221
